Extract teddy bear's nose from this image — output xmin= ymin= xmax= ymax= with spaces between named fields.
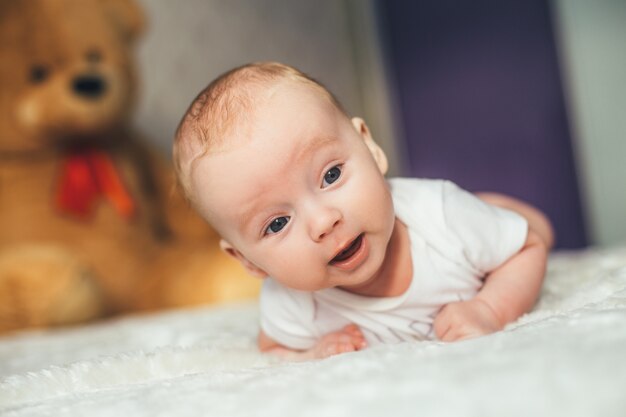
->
xmin=72 ymin=75 xmax=107 ymax=99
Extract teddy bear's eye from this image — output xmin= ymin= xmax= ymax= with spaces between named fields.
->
xmin=30 ymin=65 xmax=50 ymax=84
xmin=86 ymin=49 xmax=102 ymax=63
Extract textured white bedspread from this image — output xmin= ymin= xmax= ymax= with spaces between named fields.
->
xmin=1 ymin=247 xmax=626 ymax=417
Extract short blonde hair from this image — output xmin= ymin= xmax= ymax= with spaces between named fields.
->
xmin=172 ymin=61 xmax=347 ymax=201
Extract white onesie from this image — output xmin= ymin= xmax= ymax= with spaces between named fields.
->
xmin=259 ymin=178 xmax=528 ymax=349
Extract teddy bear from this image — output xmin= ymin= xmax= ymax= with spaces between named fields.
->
xmin=0 ymin=0 xmax=260 ymax=333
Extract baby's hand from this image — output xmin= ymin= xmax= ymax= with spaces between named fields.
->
xmin=311 ymin=324 xmax=368 ymax=359
xmin=433 ymin=298 xmax=502 ymax=342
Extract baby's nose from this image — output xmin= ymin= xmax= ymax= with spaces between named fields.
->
xmin=309 ymin=207 xmax=342 ymax=241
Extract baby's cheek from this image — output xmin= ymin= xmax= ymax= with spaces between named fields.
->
xmin=266 ymin=241 xmax=321 ymax=290
xmin=361 ymin=179 xmax=393 ymax=218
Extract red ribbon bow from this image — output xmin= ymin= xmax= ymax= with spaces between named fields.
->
xmin=55 ymin=149 xmax=136 ymax=220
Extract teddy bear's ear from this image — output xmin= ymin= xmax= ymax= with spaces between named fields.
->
xmin=101 ymin=0 xmax=145 ymax=42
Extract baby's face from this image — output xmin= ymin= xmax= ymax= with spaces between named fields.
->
xmin=190 ymin=82 xmax=395 ymax=292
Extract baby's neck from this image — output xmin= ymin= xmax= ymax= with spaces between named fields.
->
xmin=339 ymin=217 xmax=412 ymax=298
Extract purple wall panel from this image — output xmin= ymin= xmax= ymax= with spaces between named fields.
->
xmin=378 ymin=0 xmax=588 ymax=249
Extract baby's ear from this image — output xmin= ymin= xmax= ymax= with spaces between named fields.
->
xmin=351 ymin=117 xmax=388 ymax=175
xmin=219 ymin=239 xmax=268 ymax=278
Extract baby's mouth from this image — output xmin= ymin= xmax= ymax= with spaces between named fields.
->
xmin=330 ymin=234 xmax=364 ymax=265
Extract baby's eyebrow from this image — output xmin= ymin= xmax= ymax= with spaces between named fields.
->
xmin=291 ymin=135 xmax=336 ymax=165
xmin=238 ymin=200 xmax=265 ymax=235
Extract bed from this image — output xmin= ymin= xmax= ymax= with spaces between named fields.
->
xmin=1 ymin=246 xmax=626 ymax=417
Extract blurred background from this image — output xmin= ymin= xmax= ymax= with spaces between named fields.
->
xmin=134 ymin=0 xmax=626 ymax=250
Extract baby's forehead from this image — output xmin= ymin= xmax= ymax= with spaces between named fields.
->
xmin=189 ymin=80 xmax=293 ymax=146
xmin=226 ymin=81 xmax=337 ymax=144
xmin=190 ymin=115 xmax=342 ymax=211
xmin=186 ymin=78 xmax=345 ymax=193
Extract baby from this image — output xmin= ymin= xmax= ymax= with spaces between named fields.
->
xmin=173 ymin=62 xmax=553 ymax=361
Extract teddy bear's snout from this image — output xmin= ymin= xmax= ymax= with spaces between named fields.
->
xmin=72 ymin=74 xmax=107 ymax=100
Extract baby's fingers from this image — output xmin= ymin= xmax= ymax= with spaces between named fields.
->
xmin=342 ymin=324 xmax=366 ymax=339
xmin=343 ymin=325 xmax=367 ymax=349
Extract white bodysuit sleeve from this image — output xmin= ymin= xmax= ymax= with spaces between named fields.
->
xmin=259 ymin=279 xmax=318 ymax=350
xmin=441 ymin=180 xmax=528 ymax=275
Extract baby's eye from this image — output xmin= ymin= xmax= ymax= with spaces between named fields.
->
xmin=265 ymin=216 xmax=290 ymax=235
xmin=322 ymin=165 xmax=342 ymax=188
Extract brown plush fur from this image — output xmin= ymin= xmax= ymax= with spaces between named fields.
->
xmin=0 ymin=0 xmax=260 ymax=333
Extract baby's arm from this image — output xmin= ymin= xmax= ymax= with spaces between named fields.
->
xmin=434 ymin=194 xmax=552 ymax=341
xmin=258 ymin=324 xmax=367 ymax=361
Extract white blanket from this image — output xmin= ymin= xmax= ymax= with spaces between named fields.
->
xmin=1 ymin=247 xmax=626 ymax=417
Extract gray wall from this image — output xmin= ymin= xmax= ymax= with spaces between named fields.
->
xmin=554 ymin=0 xmax=626 ymax=246
xmin=133 ymin=0 xmax=401 ymax=175
xmin=134 ymin=0 xmax=362 ymax=151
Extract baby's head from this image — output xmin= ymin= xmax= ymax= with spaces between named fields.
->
xmin=173 ymin=62 xmax=348 ymax=196
xmin=173 ymin=62 xmax=396 ymax=292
